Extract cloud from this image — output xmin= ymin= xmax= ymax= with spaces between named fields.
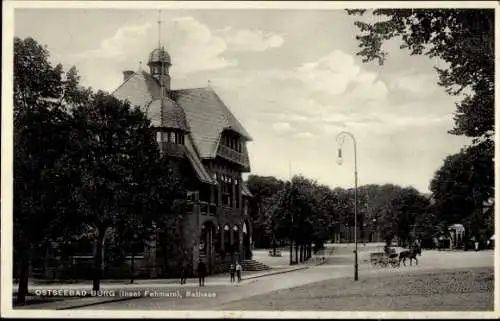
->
xmin=66 ymin=17 xmax=235 ymax=90
xmin=387 ymin=69 xmax=438 ymax=97
xmin=296 ymin=50 xmax=361 ymax=95
xmin=295 ymin=132 xmax=316 ymax=140
xmin=166 ymin=17 xmax=236 ymax=75
xmin=272 ymin=122 xmax=294 ymax=133
xmin=220 ymin=27 xmax=284 ymax=52
xmin=347 ymin=70 xmax=389 ymax=101
xmin=72 ymin=22 xmax=154 ymax=62
xmin=66 ymin=17 xmax=285 ymax=90
xmin=69 ymin=17 xmax=287 ymax=88
xmin=279 ymin=50 xmax=389 ymax=103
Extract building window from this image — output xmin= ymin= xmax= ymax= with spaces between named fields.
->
xmin=221 ymin=175 xmax=233 ymax=208
xmin=222 ymin=134 xmax=242 ymax=153
xmin=223 ymin=225 xmax=230 ymax=253
xmin=174 ymin=132 xmax=184 ymax=145
xmin=157 ymin=131 xmax=172 ymax=143
xmin=235 ymin=179 xmax=240 ymax=208
xmin=186 ymin=191 xmax=196 ymax=201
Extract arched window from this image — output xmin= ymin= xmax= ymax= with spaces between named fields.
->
xmin=215 ymin=225 xmax=221 ymax=253
xmin=223 ymin=225 xmax=230 ymax=253
xmin=232 ymin=226 xmax=239 ymax=253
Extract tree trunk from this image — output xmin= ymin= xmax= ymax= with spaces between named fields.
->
xmin=93 ymin=233 xmax=105 ymax=292
xmin=295 ymin=241 xmax=299 ymax=264
xmin=289 ymin=239 xmax=293 ymax=265
xmin=273 ymin=237 xmax=276 ymax=256
xmin=299 ymin=243 xmax=304 ymax=262
xmin=130 ymin=251 xmax=135 ymax=284
xmin=16 ymin=243 xmax=32 ymax=305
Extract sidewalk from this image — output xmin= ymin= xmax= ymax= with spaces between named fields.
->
xmin=12 ymin=263 xmax=315 ymax=310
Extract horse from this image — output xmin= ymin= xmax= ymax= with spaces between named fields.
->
xmin=398 ymin=244 xmax=421 ymax=266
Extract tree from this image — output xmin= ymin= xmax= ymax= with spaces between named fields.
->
xmin=361 ymin=184 xmax=401 ymax=244
xmin=429 ymin=140 xmax=494 ymax=241
xmin=413 ymin=207 xmax=440 ymax=242
xmin=245 ymin=175 xmax=285 ymax=248
xmin=314 ymin=185 xmax=339 ymax=243
xmin=146 ymin=159 xmax=187 ymax=277
xmin=13 ymin=37 xmax=85 ymax=304
xmin=271 ymin=176 xmax=325 ymax=263
xmin=65 ymin=91 xmax=184 ymax=291
xmin=388 ymin=187 xmax=430 ymax=246
xmin=347 ymin=9 xmax=494 ymax=144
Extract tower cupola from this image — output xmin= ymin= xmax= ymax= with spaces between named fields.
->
xmin=148 ymin=47 xmax=171 ymax=91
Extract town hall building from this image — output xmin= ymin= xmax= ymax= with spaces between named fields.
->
xmin=111 ymin=46 xmax=254 ymax=277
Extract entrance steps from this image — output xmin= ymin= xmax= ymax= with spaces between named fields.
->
xmin=240 ymin=259 xmax=271 ymax=271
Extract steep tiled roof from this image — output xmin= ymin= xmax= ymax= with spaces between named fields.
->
xmin=113 ymin=71 xmax=188 ymax=130
xmin=113 ymin=72 xmax=155 ymax=110
xmin=147 ymin=98 xmax=189 ymax=130
xmin=112 ymin=70 xmax=251 ymax=185
xmin=184 ymin=134 xmax=216 ymax=185
xmin=171 ymin=87 xmax=252 ymax=158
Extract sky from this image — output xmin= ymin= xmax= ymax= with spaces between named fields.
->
xmin=13 ymin=6 xmax=473 ymax=193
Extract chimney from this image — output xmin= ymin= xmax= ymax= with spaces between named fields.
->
xmin=123 ymin=70 xmax=135 ymax=82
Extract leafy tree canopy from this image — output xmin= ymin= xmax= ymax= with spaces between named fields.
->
xmin=429 ymin=140 xmax=494 ymax=228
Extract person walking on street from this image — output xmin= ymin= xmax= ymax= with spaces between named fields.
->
xmin=236 ymin=261 xmax=242 ymax=283
xmin=197 ymin=260 xmax=207 ymax=287
xmin=229 ymin=263 xmax=235 ymax=283
xmin=180 ymin=261 xmax=187 ymax=285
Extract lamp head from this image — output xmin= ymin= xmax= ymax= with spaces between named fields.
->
xmin=337 ymin=148 xmax=343 ymax=165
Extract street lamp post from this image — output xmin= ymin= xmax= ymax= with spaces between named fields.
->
xmin=336 ymin=131 xmax=359 ymax=281
xmin=130 ymin=233 xmax=138 ymax=284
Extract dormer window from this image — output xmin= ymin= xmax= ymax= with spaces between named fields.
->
xmin=222 ymin=133 xmax=242 ymax=153
xmin=156 ymin=130 xmax=184 ymax=145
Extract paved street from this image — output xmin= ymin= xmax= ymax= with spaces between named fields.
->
xmin=68 ymin=244 xmax=493 ymax=311
xmin=218 ymin=267 xmax=493 ymax=311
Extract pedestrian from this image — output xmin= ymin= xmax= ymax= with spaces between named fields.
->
xmin=235 ymin=261 xmax=242 ymax=282
xmin=197 ymin=260 xmax=206 ymax=287
xmin=229 ymin=263 xmax=235 ymax=283
xmin=180 ymin=261 xmax=187 ymax=285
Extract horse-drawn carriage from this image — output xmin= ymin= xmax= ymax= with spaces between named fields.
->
xmin=370 ymin=250 xmax=399 ymax=268
xmin=370 ymin=244 xmax=422 ymax=268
